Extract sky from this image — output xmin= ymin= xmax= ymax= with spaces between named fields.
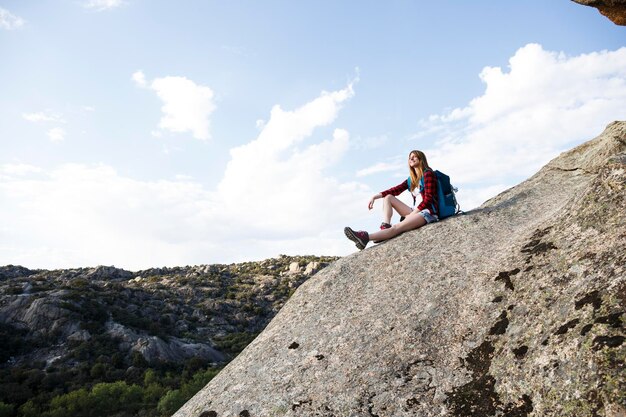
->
xmin=1 ymin=1 xmax=625 ymax=271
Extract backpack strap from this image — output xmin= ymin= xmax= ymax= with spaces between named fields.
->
xmin=418 ymin=168 xmax=432 ymax=193
xmin=406 ymin=177 xmax=417 ymax=207
xmin=418 ymin=169 xmax=437 ymax=215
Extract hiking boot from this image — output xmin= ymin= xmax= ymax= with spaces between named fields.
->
xmin=344 ymin=227 xmax=369 ymax=250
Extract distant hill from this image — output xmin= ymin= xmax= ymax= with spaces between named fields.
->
xmin=176 ymin=122 xmax=625 ymax=416
xmin=0 ymin=255 xmax=338 ymax=417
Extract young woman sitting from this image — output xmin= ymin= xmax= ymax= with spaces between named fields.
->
xmin=344 ymin=150 xmax=439 ymax=250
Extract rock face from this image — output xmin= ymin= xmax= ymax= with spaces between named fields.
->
xmin=105 ymin=321 xmax=226 ymax=363
xmin=176 ymin=121 xmax=626 ymax=417
xmin=573 ymin=0 xmax=626 ymax=25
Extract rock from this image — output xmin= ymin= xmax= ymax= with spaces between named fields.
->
xmin=175 ymin=121 xmax=626 ymax=416
xmin=0 ymin=265 xmax=36 ymax=280
xmin=20 ymin=298 xmax=70 ymax=335
xmin=106 ymin=321 xmax=226 ymax=364
xmin=304 ymin=262 xmax=321 ymax=276
xmin=132 ymin=336 xmax=225 ymax=364
xmin=253 ymin=274 xmax=277 ymax=287
xmin=572 ymin=0 xmax=626 ymax=25
xmin=68 ymin=329 xmax=91 ymax=342
xmin=87 ymin=265 xmax=133 ymax=280
xmin=288 ymin=262 xmax=301 ymax=274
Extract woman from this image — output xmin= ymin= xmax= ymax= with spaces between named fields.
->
xmin=344 ymin=150 xmax=439 ymax=250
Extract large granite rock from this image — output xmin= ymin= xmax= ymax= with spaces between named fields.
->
xmin=106 ymin=321 xmax=226 ymax=363
xmin=176 ymin=121 xmax=626 ymax=417
xmin=572 ymin=0 xmax=626 ymax=25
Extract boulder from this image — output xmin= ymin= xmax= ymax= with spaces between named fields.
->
xmin=572 ymin=0 xmax=626 ymax=25
xmin=0 ymin=265 xmax=36 ymax=280
xmin=288 ymin=262 xmax=301 ymax=274
xmin=132 ymin=336 xmax=226 ymax=364
xmin=175 ymin=121 xmax=626 ymax=416
xmin=106 ymin=321 xmax=226 ymax=364
xmin=304 ymin=262 xmax=321 ymax=276
xmin=87 ymin=265 xmax=133 ymax=280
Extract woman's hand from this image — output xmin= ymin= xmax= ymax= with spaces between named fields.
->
xmin=368 ymin=194 xmax=381 ymax=210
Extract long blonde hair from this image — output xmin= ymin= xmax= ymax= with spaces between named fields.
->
xmin=408 ymin=150 xmax=430 ymax=192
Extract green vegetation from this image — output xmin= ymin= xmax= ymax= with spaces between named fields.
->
xmin=1 ymin=359 xmax=221 ymax=417
xmin=0 ymin=323 xmax=29 ymax=363
xmin=214 ymin=332 xmax=260 ymax=355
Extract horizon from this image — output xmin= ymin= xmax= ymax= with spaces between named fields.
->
xmin=1 ymin=1 xmax=625 ymax=270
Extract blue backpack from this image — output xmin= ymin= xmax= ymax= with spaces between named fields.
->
xmin=408 ymin=169 xmax=460 ymax=219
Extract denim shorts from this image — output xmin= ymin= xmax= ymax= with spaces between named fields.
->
xmin=418 ymin=208 xmax=439 ymax=224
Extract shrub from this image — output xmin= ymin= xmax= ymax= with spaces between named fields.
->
xmin=143 ymin=383 xmax=166 ymax=405
xmin=214 ymin=332 xmax=258 ymax=355
xmin=48 ymin=388 xmax=91 ymax=417
xmin=91 ymin=381 xmax=143 ymax=414
xmin=0 ymin=401 xmax=14 ymax=417
xmin=47 ymin=381 xmax=144 ymax=417
xmin=156 ymin=389 xmax=185 ymax=416
xmin=18 ymin=400 xmax=40 ymax=417
xmin=0 ymin=323 xmax=28 ymax=363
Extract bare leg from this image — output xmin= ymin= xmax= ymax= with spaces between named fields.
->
xmin=369 ymin=210 xmax=427 ymax=242
xmin=382 ymin=195 xmax=412 ymax=224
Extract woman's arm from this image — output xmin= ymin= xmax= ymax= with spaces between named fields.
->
xmin=381 ymin=180 xmax=409 ymax=198
xmin=368 ymin=192 xmax=382 ymax=210
xmin=369 ymin=180 xmax=409 ymax=209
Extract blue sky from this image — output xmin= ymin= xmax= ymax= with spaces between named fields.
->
xmin=1 ymin=0 xmax=625 ymax=270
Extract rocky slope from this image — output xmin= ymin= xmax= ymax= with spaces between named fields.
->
xmin=0 ymin=256 xmax=336 ymax=367
xmin=176 ymin=121 xmax=625 ymax=417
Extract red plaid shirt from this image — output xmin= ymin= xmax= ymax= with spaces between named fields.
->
xmin=380 ymin=169 xmax=439 ymax=215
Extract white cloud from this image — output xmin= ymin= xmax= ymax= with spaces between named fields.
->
xmin=47 ymin=128 xmax=66 ymax=143
xmin=0 ymin=7 xmax=25 ymax=30
xmin=417 ymin=44 xmax=626 ymax=209
xmin=0 ymin=83 xmax=374 ymax=270
xmin=135 ymin=72 xmax=217 ymax=140
xmin=356 ymin=162 xmax=400 ymax=178
xmin=82 ymin=0 xmax=125 ymax=11
xmin=1 ymin=163 xmax=42 ymax=176
xmin=22 ymin=111 xmax=65 ymax=124
xmin=216 ymin=83 xmax=367 ymax=235
xmin=132 ymin=70 xmax=146 ymax=87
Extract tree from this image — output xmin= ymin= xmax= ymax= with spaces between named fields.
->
xmin=48 ymin=388 xmax=91 ymax=417
xmin=0 ymin=401 xmax=14 ymax=417
xmin=156 ymin=390 xmax=185 ymax=416
xmin=18 ymin=400 xmax=39 ymax=417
